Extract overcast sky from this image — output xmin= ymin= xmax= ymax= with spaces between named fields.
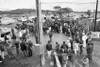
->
xmin=0 ymin=0 xmax=100 ymax=11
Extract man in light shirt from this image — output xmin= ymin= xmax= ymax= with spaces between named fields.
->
xmin=66 ymin=40 xmax=71 ymax=50
xmin=82 ymin=33 xmax=88 ymax=48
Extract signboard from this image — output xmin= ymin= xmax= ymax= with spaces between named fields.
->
xmin=91 ymin=32 xmax=100 ymax=38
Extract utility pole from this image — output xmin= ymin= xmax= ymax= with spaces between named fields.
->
xmin=36 ymin=0 xmax=45 ymax=66
xmin=94 ymin=0 xmax=98 ymax=31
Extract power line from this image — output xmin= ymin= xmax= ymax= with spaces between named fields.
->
xmin=41 ymin=1 xmax=100 ymax=5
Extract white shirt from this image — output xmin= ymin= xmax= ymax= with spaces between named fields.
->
xmin=19 ymin=31 xmax=22 ymax=37
xmin=67 ymin=42 xmax=71 ymax=48
xmin=74 ymin=43 xmax=79 ymax=50
xmin=82 ymin=35 xmax=88 ymax=41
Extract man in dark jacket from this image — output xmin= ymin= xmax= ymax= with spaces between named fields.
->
xmin=20 ymin=40 xmax=27 ymax=57
xmin=46 ymin=41 xmax=52 ymax=58
xmin=61 ymin=41 xmax=68 ymax=53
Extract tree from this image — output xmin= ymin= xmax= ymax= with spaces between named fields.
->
xmin=61 ymin=7 xmax=73 ymax=17
xmin=53 ymin=6 xmax=73 ymax=19
xmin=85 ymin=10 xmax=92 ymax=17
xmin=53 ymin=6 xmax=62 ymax=18
xmin=61 ymin=7 xmax=73 ymax=14
xmin=53 ymin=6 xmax=61 ymax=11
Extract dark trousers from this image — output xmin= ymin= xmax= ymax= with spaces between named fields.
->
xmin=80 ymin=49 xmax=83 ymax=55
xmin=16 ymin=48 xmax=19 ymax=54
xmin=87 ymin=52 xmax=92 ymax=61
xmin=49 ymin=36 xmax=52 ymax=42
xmin=28 ymin=48 xmax=32 ymax=57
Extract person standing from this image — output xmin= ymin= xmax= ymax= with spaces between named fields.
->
xmin=11 ymin=28 xmax=16 ymax=45
xmin=82 ymin=33 xmax=88 ymax=48
xmin=79 ymin=41 xmax=83 ymax=55
xmin=55 ymin=42 xmax=60 ymax=53
xmin=61 ymin=41 xmax=68 ymax=53
xmin=73 ymin=41 xmax=79 ymax=55
xmin=46 ymin=41 xmax=52 ymax=58
xmin=49 ymin=31 xmax=53 ymax=42
xmin=27 ymin=40 xmax=33 ymax=57
xmin=69 ymin=37 xmax=74 ymax=50
xmin=86 ymin=39 xmax=94 ymax=61
xmin=66 ymin=40 xmax=71 ymax=51
xmin=19 ymin=30 xmax=23 ymax=40
xmin=68 ymin=49 xmax=75 ymax=67
xmin=14 ymin=40 xmax=19 ymax=55
xmin=20 ymin=40 xmax=27 ymax=57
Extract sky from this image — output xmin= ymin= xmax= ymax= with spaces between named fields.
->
xmin=0 ymin=0 xmax=100 ymax=11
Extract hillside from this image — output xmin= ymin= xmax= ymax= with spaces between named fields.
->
xmin=0 ymin=9 xmax=100 ymax=18
xmin=0 ymin=9 xmax=36 ymax=14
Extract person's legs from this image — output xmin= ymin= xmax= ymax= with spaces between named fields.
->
xmin=29 ymin=49 xmax=32 ymax=57
xmin=24 ymin=50 xmax=27 ymax=57
xmin=1 ymin=52 xmax=5 ymax=59
xmin=89 ymin=53 xmax=92 ymax=61
xmin=16 ymin=48 xmax=19 ymax=55
xmin=49 ymin=36 xmax=52 ymax=42
xmin=22 ymin=49 xmax=26 ymax=57
xmin=72 ymin=61 xmax=75 ymax=67
xmin=80 ymin=49 xmax=83 ymax=55
xmin=47 ymin=50 xmax=51 ymax=58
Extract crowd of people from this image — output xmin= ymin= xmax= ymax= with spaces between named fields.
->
xmin=45 ymin=18 xmax=94 ymax=67
xmin=0 ymin=23 xmax=34 ymax=63
xmin=0 ymin=16 xmax=94 ymax=67
xmin=46 ymin=32 xmax=93 ymax=67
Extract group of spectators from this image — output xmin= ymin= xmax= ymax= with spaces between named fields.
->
xmin=0 ymin=22 xmax=34 ymax=63
xmin=45 ymin=19 xmax=94 ymax=67
xmin=0 ymin=16 xmax=94 ymax=67
xmin=46 ymin=33 xmax=93 ymax=67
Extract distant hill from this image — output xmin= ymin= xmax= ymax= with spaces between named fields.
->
xmin=0 ymin=8 xmax=100 ymax=14
xmin=0 ymin=9 xmax=100 ymax=18
xmin=0 ymin=9 xmax=36 ymax=14
xmin=0 ymin=9 xmax=56 ymax=15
